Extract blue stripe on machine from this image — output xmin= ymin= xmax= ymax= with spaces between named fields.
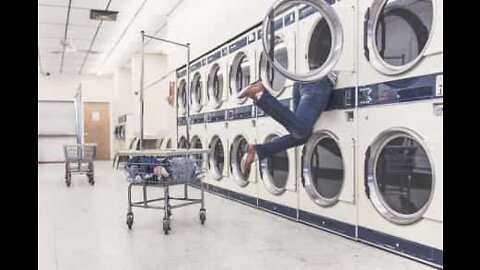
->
xmin=298 ymin=210 xmax=356 ymax=238
xmin=190 ymin=114 xmax=206 ymax=124
xmin=228 ymin=105 xmax=255 ymax=120
xmin=206 ymin=110 xmax=227 ymax=123
xmin=229 ymin=37 xmax=248 ymax=54
xmin=207 ymin=50 xmax=222 ymax=64
xmin=228 ymin=190 xmax=257 ymax=206
xmin=358 ymin=226 xmax=443 ymax=267
xmin=258 ymin=199 xmax=297 ymax=219
xmin=326 ymin=87 xmax=356 ymax=110
xmin=358 ymin=73 xmax=442 ymax=107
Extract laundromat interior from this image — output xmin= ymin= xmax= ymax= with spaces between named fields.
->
xmin=38 ymin=0 xmax=443 ymax=269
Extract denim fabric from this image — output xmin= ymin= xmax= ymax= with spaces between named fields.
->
xmin=255 ymin=78 xmax=333 ymax=160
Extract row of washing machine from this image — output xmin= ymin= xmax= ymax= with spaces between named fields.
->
xmin=165 ymin=0 xmax=443 ymax=267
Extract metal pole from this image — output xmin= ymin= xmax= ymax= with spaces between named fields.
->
xmin=185 ymin=43 xmax=191 ymax=149
xmin=140 ymin=31 xmax=145 ymax=150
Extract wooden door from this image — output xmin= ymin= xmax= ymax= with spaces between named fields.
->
xmin=84 ymin=102 xmax=110 ymax=160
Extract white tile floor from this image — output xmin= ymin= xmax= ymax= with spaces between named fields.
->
xmin=39 ymin=161 xmax=434 ymax=270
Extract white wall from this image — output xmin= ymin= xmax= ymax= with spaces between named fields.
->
xmin=38 ymin=72 xmax=115 ymax=160
xmin=126 ymin=54 xmax=175 ymax=145
xmin=163 ymin=0 xmax=276 ymax=70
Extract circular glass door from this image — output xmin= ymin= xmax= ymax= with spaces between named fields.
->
xmin=229 ymin=52 xmax=251 ymax=104
xmin=207 ymin=63 xmax=224 ymax=108
xmin=366 ymin=129 xmax=434 ymax=224
xmin=302 ymin=132 xmax=344 ymax=207
xmin=260 ymin=134 xmax=289 ymax=195
xmin=230 ymin=135 xmax=250 ymax=187
xmin=259 ymin=35 xmax=290 ymax=97
xmin=209 ymin=135 xmax=225 ymax=180
xmin=178 ymin=136 xmax=187 ymax=148
xmin=190 ymin=72 xmax=203 ymax=112
xmin=177 ymin=79 xmax=187 ymax=113
xmin=366 ymin=0 xmax=434 ymax=74
xmin=191 ymin=136 xmax=204 ymax=167
xmin=262 ymin=0 xmax=343 ymax=82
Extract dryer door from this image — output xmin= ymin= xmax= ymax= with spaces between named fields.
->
xmin=259 ymin=134 xmax=292 ymax=195
xmin=190 ymin=72 xmax=204 ymax=112
xmin=229 ymin=52 xmax=253 ymax=104
xmin=261 ymin=0 xmax=343 ymax=82
xmin=208 ymin=135 xmax=227 ymax=180
xmin=207 ymin=63 xmax=224 ymax=109
xmin=177 ymin=79 xmax=187 ymax=115
xmin=364 ymin=0 xmax=435 ymax=74
xmin=365 ymin=128 xmax=435 ymax=224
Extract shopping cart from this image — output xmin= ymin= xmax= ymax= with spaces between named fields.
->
xmin=118 ymin=148 xmax=210 ymax=234
xmin=63 ymin=144 xmax=97 ymax=187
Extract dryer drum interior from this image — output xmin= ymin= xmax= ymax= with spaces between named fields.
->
xmin=190 ymin=72 xmax=203 ymax=111
xmin=230 ymin=135 xmax=250 ymax=187
xmin=260 ymin=134 xmax=289 ymax=195
xmin=259 ymin=36 xmax=289 ymax=96
xmin=207 ymin=63 xmax=224 ymax=107
xmin=178 ymin=136 xmax=187 ymax=149
xmin=262 ymin=0 xmax=343 ymax=82
xmin=209 ymin=135 xmax=225 ymax=180
xmin=229 ymin=52 xmax=251 ymax=101
xmin=303 ymin=132 xmax=344 ymax=207
xmin=367 ymin=0 xmax=434 ymax=73
xmin=366 ymin=130 xmax=434 ymax=224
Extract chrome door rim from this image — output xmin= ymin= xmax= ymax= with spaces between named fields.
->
xmin=260 ymin=133 xmax=290 ymax=195
xmin=262 ymin=0 xmax=343 ymax=82
xmin=366 ymin=0 xmax=436 ymax=75
xmin=209 ymin=135 xmax=225 ymax=181
xmin=302 ymin=130 xmax=344 ymax=207
xmin=230 ymin=134 xmax=250 ymax=187
xmin=207 ymin=63 xmax=224 ymax=109
xmin=366 ymin=127 xmax=436 ymax=224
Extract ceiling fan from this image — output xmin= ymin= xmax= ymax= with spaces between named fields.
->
xmin=50 ymin=37 xmax=101 ymax=55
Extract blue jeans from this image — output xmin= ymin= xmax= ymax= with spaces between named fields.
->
xmin=255 ymin=78 xmax=333 ymax=160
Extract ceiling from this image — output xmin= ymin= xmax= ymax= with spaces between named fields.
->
xmin=38 ymin=0 xmax=182 ymax=76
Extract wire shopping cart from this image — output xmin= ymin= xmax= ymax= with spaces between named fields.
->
xmin=63 ymin=144 xmax=97 ymax=187
xmin=118 ymin=148 xmax=210 ymax=234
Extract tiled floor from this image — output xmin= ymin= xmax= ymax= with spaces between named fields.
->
xmin=38 ymin=161 xmax=435 ymax=270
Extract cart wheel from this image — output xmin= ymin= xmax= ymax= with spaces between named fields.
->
xmin=200 ymin=209 xmax=206 ymax=225
xmin=88 ymin=175 xmax=95 ymax=185
xmin=65 ymin=175 xmax=71 ymax=187
xmin=163 ymin=218 xmax=171 ymax=234
xmin=126 ymin=213 xmax=134 ymax=229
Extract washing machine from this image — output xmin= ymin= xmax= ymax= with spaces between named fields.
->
xmin=260 ymin=0 xmax=357 ymax=236
xmin=256 ymin=108 xmax=299 ymax=220
xmin=357 ymin=0 xmax=443 ymax=267
xmin=225 ymin=27 xmax=258 ymax=110
xmin=225 ymin=104 xmax=258 ymax=207
xmin=189 ymin=112 xmax=207 ymax=165
xmin=204 ymin=109 xmax=229 ymax=196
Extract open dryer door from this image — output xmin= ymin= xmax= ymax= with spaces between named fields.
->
xmin=261 ymin=0 xmax=344 ymax=82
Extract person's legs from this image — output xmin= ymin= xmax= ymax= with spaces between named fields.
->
xmin=255 ymin=78 xmax=332 ymax=160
